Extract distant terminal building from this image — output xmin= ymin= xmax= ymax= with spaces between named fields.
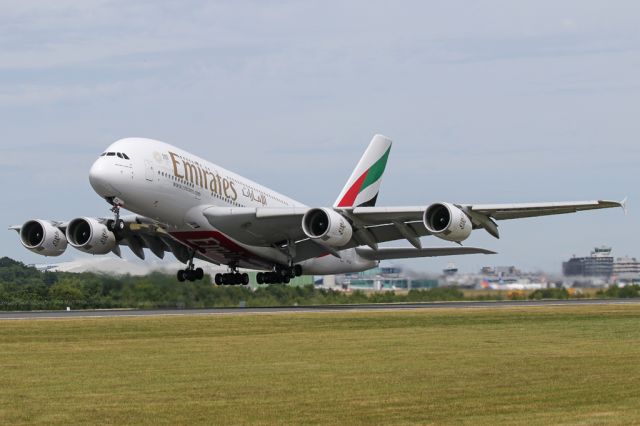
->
xmin=612 ymin=256 xmax=640 ymax=284
xmin=481 ymin=266 xmax=522 ymax=277
xmin=443 ymin=262 xmax=458 ymax=276
xmin=337 ymin=267 xmax=438 ymax=291
xmin=563 ymin=246 xmax=614 ymax=278
xmin=476 ymin=265 xmax=547 ymax=290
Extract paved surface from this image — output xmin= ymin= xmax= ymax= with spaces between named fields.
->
xmin=1 ymin=299 xmax=638 ymax=320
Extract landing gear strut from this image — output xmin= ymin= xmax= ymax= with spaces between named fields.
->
xmin=107 ymin=200 xmax=125 ymax=234
xmin=256 ymin=264 xmax=302 ymax=285
xmin=214 ymin=262 xmax=249 ymax=286
xmin=177 ymin=250 xmax=204 ymax=282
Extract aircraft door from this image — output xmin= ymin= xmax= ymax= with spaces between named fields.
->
xmin=145 ymin=160 xmax=155 ymax=182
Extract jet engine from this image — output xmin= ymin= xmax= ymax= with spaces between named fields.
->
xmin=66 ymin=217 xmax=117 ymax=255
xmin=424 ymin=202 xmax=472 ymax=242
xmin=302 ymin=208 xmax=353 ymax=247
xmin=19 ymin=220 xmax=68 ymax=256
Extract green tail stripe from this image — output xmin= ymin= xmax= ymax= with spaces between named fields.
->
xmin=360 ymin=147 xmax=391 ymax=193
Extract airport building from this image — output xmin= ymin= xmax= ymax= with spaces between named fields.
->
xmin=334 ymin=267 xmax=438 ymax=291
xmin=613 ymin=256 xmax=640 ymax=275
xmin=561 ymin=246 xmax=640 ymax=286
xmin=562 ymin=246 xmax=614 ymax=278
xmin=612 ymin=256 xmax=640 ymax=283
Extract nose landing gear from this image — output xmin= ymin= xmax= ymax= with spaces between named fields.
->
xmin=106 ymin=201 xmax=125 ymax=234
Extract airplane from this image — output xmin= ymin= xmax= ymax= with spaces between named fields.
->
xmin=10 ymin=134 xmax=625 ymax=285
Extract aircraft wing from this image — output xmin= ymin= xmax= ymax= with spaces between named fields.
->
xmin=114 ymin=218 xmax=193 ymax=263
xmin=350 ymin=200 xmax=623 ymax=224
xmin=202 ymin=206 xmax=435 ymax=247
xmin=200 ymin=199 xmax=624 ymax=262
xmin=202 ymin=207 xmax=310 ymax=246
xmin=95 ymin=216 xmax=199 ymax=264
xmin=355 ymin=246 xmax=496 ymax=260
xmin=466 ymin=200 xmax=625 ymax=220
xmin=350 ymin=199 xmax=625 ymax=239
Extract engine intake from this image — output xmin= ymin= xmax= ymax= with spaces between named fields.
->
xmin=19 ymin=220 xmax=68 ymax=256
xmin=66 ymin=217 xmax=117 ymax=255
xmin=424 ymin=202 xmax=472 ymax=242
xmin=302 ymin=208 xmax=353 ymax=248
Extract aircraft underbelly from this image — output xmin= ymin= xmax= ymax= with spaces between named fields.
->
xmin=169 ymin=229 xmax=276 ymax=270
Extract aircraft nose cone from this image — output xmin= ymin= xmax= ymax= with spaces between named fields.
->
xmin=89 ymin=159 xmax=114 ymax=197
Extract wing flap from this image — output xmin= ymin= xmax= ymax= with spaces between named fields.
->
xmin=349 ymin=206 xmax=425 ymax=225
xmin=118 ymin=218 xmax=189 ymax=262
xmin=291 ymin=221 xmax=432 ymax=262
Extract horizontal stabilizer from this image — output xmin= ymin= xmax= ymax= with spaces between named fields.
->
xmin=355 ymin=246 xmax=496 ymax=261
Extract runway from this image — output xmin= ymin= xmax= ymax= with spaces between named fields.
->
xmin=1 ymin=298 xmax=639 ymax=320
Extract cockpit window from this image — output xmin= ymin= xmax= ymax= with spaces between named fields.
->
xmin=101 ymin=151 xmax=130 ymax=159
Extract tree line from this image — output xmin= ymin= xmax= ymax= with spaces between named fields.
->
xmin=0 ymin=257 xmax=638 ymax=310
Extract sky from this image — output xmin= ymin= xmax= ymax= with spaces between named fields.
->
xmin=1 ymin=0 xmax=638 ymax=275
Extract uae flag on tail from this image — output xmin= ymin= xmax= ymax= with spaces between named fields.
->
xmin=334 ymin=134 xmax=392 ymax=208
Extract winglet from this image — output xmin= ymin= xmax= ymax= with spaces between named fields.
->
xmin=334 ymin=134 xmax=392 ymax=208
xmin=621 ymin=197 xmax=628 ymax=215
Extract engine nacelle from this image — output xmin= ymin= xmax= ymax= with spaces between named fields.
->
xmin=66 ymin=217 xmax=117 ymax=255
xmin=302 ymin=208 xmax=353 ymax=248
xmin=424 ymin=202 xmax=473 ymax=242
xmin=19 ymin=220 xmax=68 ymax=256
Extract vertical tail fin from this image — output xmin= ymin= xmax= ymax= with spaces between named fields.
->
xmin=334 ymin=134 xmax=392 ymax=208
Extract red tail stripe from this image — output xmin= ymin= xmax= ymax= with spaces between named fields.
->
xmin=337 ymin=170 xmax=368 ymax=207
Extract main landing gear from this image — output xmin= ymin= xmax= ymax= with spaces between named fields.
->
xmin=214 ymin=263 xmax=249 ymax=286
xmin=177 ymin=267 xmax=204 ymax=282
xmin=214 ymin=272 xmax=249 ymax=286
xmin=256 ymin=265 xmax=302 ymax=285
xmin=177 ymin=251 xmax=204 ymax=282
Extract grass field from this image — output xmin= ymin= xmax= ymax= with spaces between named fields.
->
xmin=1 ymin=306 xmax=640 ymax=425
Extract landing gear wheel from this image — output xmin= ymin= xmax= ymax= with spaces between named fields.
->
xmin=177 ymin=249 xmax=204 ymax=282
xmin=242 ymin=273 xmax=249 ymax=285
xmin=294 ymin=265 xmax=303 ymax=277
xmin=257 ymin=272 xmax=264 ymax=284
xmin=214 ymin=273 xmax=223 ymax=285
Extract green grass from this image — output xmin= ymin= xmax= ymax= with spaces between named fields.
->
xmin=1 ymin=306 xmax=640 ymax=425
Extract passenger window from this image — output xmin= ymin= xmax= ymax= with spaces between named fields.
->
xmin=117 ymin=153 xmax=123 ymax=158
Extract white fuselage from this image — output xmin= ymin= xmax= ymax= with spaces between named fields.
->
xmin=89 ymin=138 xmax=377 ymax=274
